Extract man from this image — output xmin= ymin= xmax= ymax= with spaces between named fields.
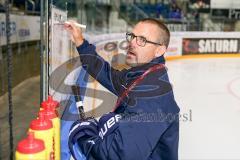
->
xmin=65 ymin=18 xmax=180 ymax=160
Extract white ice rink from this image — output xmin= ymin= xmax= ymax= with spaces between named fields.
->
xmin=167 ymin=57 xmax=240 ymax=160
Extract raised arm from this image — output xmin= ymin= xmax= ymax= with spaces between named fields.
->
xmin=64 ymin=21 xmax=125 ymax=95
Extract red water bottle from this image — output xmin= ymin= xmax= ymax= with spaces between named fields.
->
xmin=41 ymin=95 xmax=59 ymax=111
xmin=15 ymin=132 xmax=46 ymax=160
xmin=42 ymin=103 xmax=61 ymax=160
xmin=29 ymin=111 xmax=54 ymax=160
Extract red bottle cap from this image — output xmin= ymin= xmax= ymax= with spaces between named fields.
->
xmin=17 ymin=132 xmax=45 ymax=154
xmin=41 ymin=95 xmax=59 ymax=110
xmin=41 ymin=104 xmax=58 ymax=119
xmin=30 ymin=111 xmax=53 ymax=130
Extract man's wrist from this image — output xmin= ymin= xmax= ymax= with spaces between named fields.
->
xmin=76 ymin=40 xmax=90 ymax=52
xmin=75 ymin=39 xmax=84 ymax=47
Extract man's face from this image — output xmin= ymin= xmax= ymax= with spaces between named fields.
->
xmin=126 ymin=22 xmax=163 ymax=67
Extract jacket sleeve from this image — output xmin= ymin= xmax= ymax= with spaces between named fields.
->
xmin=76 ymin=40 xmax=125 ymax=96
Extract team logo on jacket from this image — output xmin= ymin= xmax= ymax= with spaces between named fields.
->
xmin=99 ymin=114 xmax=121 ymax=139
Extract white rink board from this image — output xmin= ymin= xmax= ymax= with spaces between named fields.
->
xmin=49 ymin=6 xmax=79 ymax=103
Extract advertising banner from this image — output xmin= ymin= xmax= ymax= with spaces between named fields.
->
xmin=0 ymin=13 xmax=40 ymax=46
xmin=182 ymin=38 xmax=240 ymax=54
xmin=165 ymin=36 xmax=182 ymax=56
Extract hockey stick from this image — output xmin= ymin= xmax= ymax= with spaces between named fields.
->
xmin=71 ymin=85 xmax=86 ymax=120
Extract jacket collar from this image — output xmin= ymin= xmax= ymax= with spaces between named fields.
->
xmin=126 ymin=55 xmax=165 ymax=79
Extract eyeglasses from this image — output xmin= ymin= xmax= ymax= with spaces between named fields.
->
xmin=126 ymin=32 xmax=162 ymax=47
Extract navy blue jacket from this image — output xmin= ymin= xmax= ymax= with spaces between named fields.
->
xmin=72 ymin=40 xmax=180 ymax=160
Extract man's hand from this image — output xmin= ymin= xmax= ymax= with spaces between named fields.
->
xmin=64 ymin=20 xmax=84 ymax=47
xmin=69 ymin=117 xmax=99 ymax=140
xmin=68 ymin=117 xmax=99 ymax=160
